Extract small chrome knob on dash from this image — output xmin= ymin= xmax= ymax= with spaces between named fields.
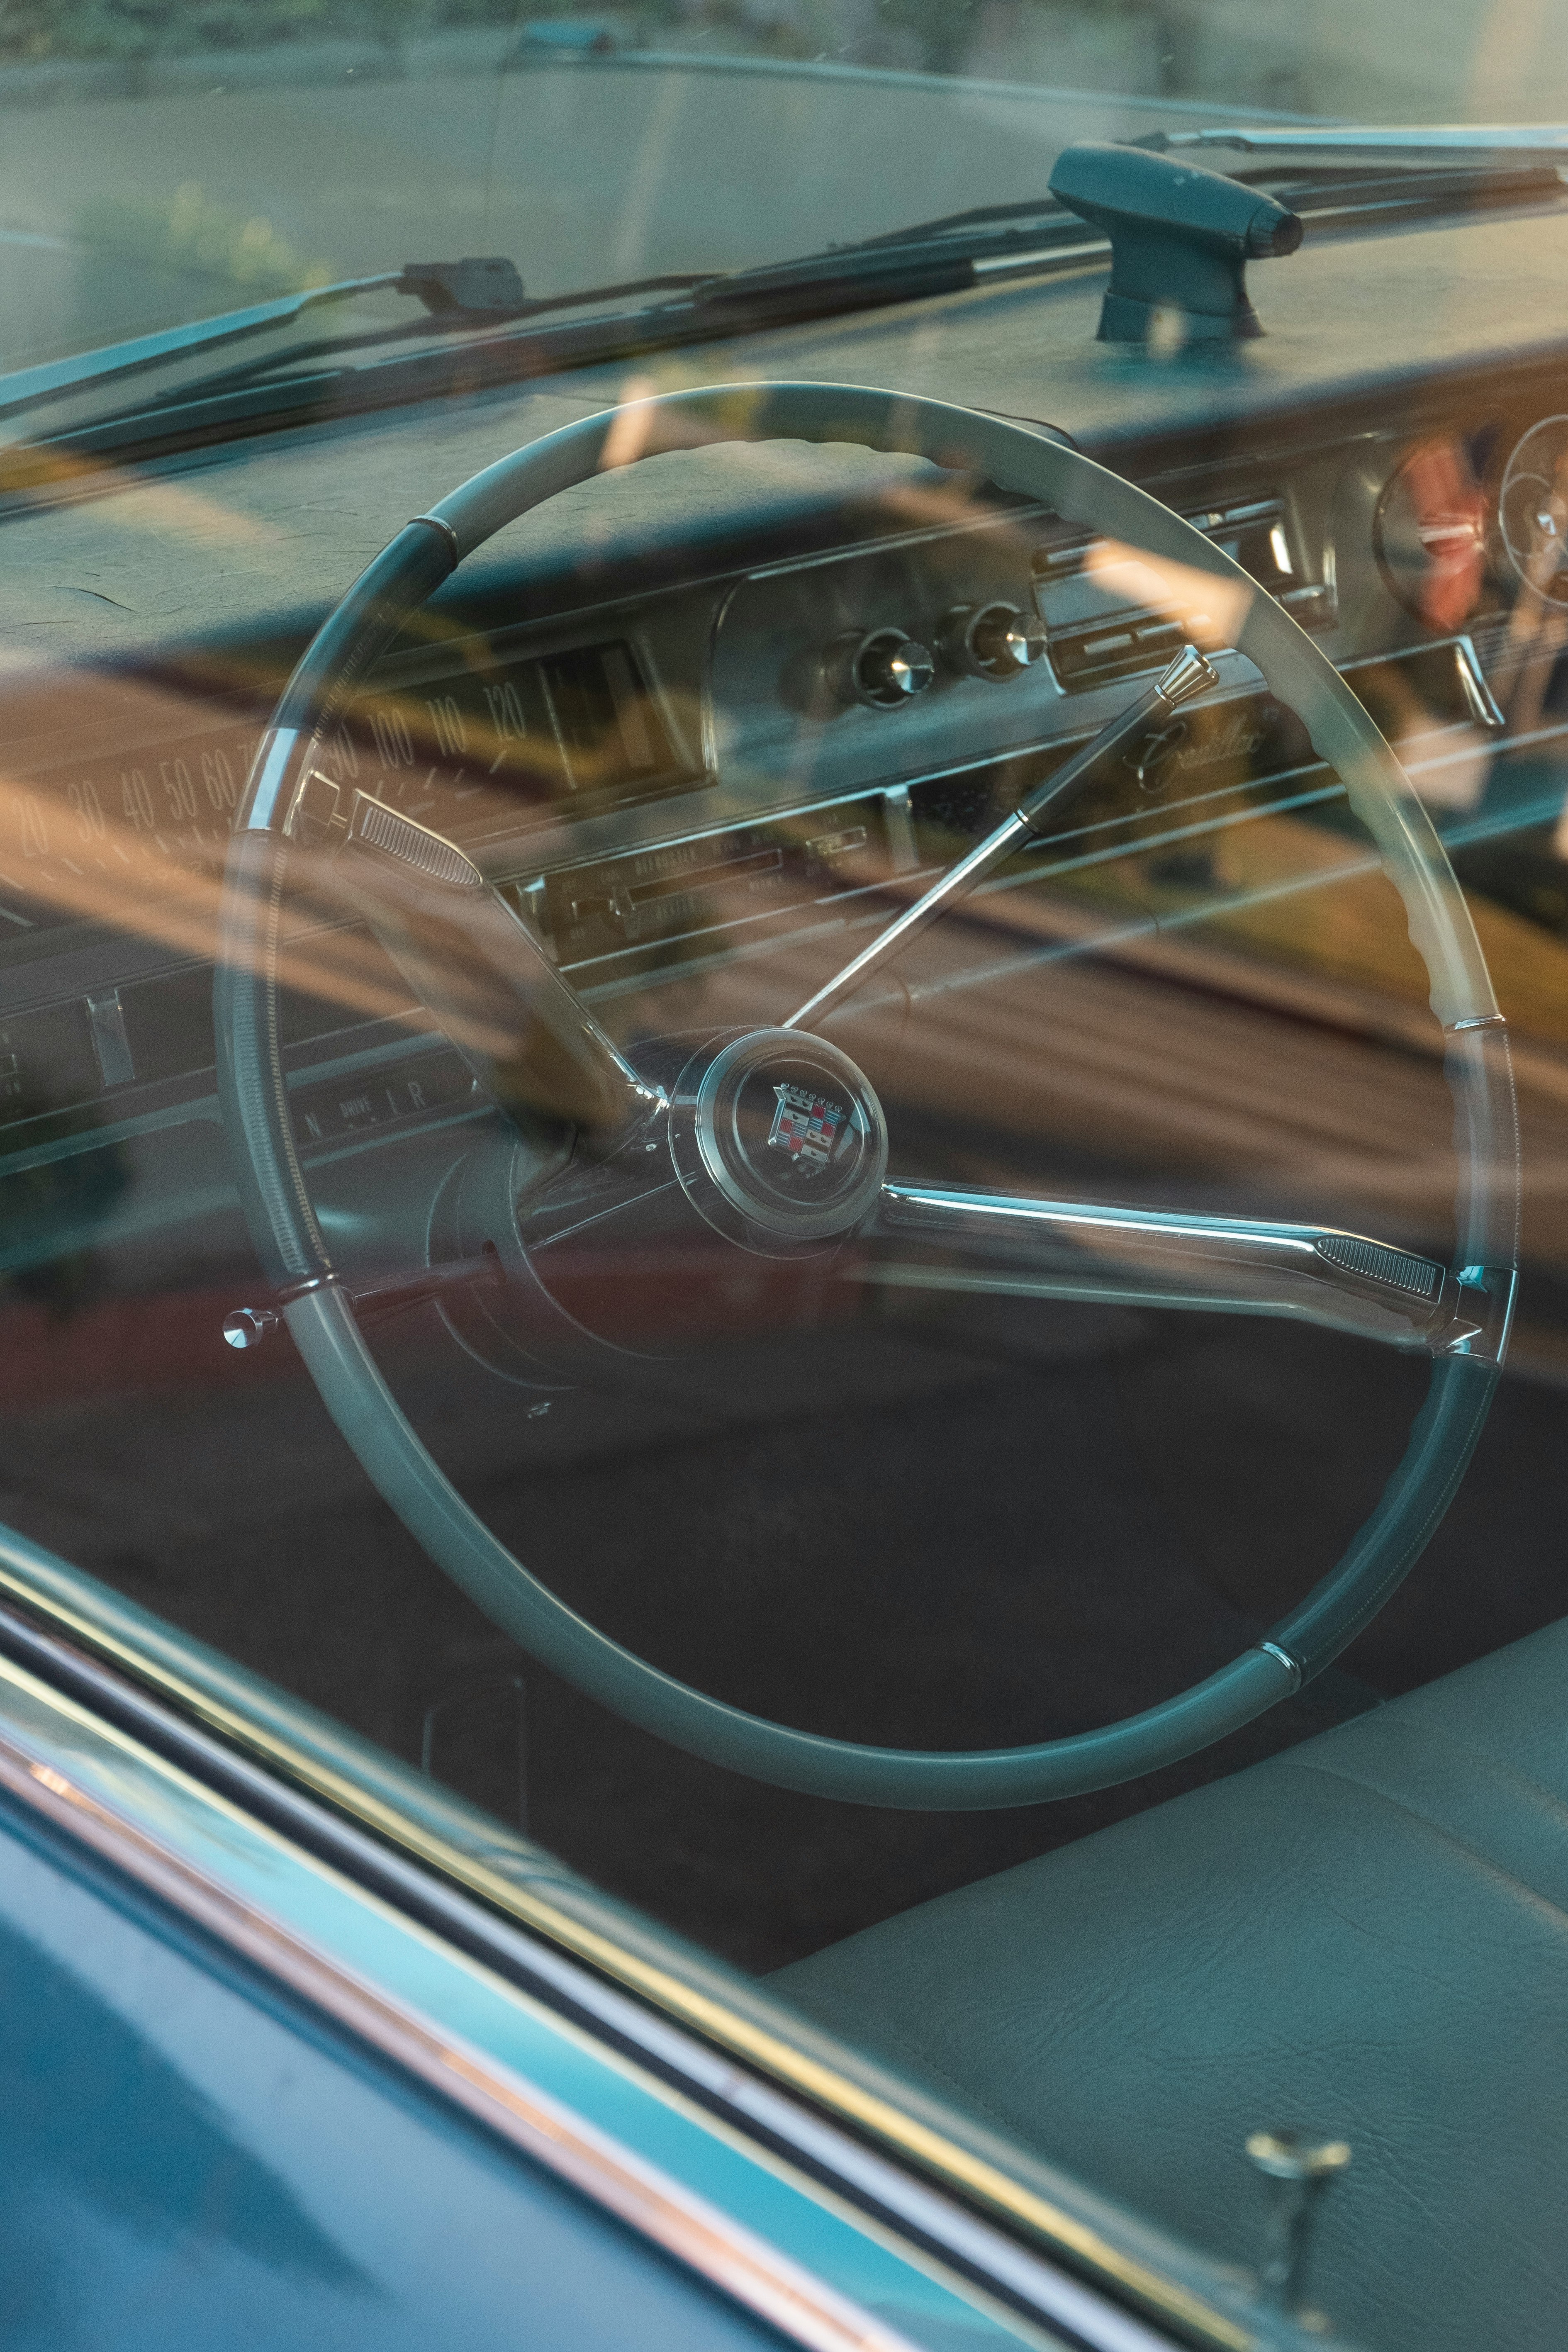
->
xmin=223 ymin=1305 xmax=280 ymax=1351
xmin=940 ymin=600 xmax=1048 ymax=681
xmin=1154 ymin=643 xmax=1220 ymax=708
xmin=1247 ymin=2128 xmax=1351 ymax=2320
xmin=828 ymin=627 xmax=936 ymax=709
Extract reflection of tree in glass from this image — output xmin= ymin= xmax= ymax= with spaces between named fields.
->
xmin=871 ymin=0 xmax=980 ymax=73
xmin=73 ymin=178 xmax=334 ymax=299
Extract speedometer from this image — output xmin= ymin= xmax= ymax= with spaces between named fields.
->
xmin=0 ymin=683 xmax=265 ymax=941
xmin=1500 ymin=414 xmax=1568 ymax=605
xmin=346 ymin=634 xmax=693 ymax=839
xmin=1373 ymin=436 xmax=1488 ymax=628
xmin=0 ymin=630 xmax=698 ymax=942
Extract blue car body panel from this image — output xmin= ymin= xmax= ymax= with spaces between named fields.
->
xmin=0 ymin=1791 xmax=783 ymax=2352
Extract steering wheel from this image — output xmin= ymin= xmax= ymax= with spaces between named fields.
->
xmin=216 ymin=383 xmax=1519 ymax=1810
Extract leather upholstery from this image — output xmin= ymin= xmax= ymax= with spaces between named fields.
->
xmin=772 ymin=1621 xmax=1568 ymax=2352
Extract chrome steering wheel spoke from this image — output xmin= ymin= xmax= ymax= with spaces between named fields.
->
xmin=785 ymin=644 xmax=1217 ymax=1035
xmin=304 ymin=779 xmax=654 ymax=1142
xmin=860 ymin=1181 xmax=1510 ymax=1360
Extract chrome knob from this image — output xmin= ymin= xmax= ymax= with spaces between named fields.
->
xmin=941 ymin=600 xmax=1048 ymax=681
xmin=1154 ymin=643 xmax=1220 ymax=707
xmin=829 ymin=628 xmax=936 ymax=710
xmin=1246 ymin=2128 xmax=1350 ymax=2318
xmin=223 ymin=1305 xmax=279 ymax=1350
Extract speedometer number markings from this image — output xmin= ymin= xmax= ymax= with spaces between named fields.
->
xmin=120 ymin=769 xmax=155 ymax=830
xmin=13 ymin=794 xmax=49 ymax=860
xmin=424 ymin=695 xmax=467 ymax=758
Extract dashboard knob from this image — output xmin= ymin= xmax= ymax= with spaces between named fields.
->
xmin=223 ymin=1305 xmax=279 ymax=1350
xmin=940 ymin=600 xmax=1048 ymax=681
xmin=828 ymin=628 xmax=936 ymax=709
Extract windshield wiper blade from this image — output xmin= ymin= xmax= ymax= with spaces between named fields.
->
xmin=0 ymin=189 xmax=1098 ymax=452
xmin=1137 ymin=132 xmax=1568 ymax=225
xmin=144 ymin=271 xmax=715 ymax=408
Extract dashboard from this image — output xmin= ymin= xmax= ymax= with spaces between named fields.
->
xmin=0 ymin=377 xmax=1566 ymax=1220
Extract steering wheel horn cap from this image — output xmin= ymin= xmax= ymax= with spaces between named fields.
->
xmin=672 ymin=1028 xmax=888 ymax=1250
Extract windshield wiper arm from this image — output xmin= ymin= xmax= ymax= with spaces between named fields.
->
xmin=199 ymin=206 xmax=1089 ymax=389
xmin=0 ymin=255 xmax=580 ymax=428
xmin=801 ymin=191 xmax=1071 ymax=254
xmin=143 ymin=271 xmax=716 ymax=408
xmin=0 ymin=273 xmax=402 ymax=424
xmin=689 ymin=202 xmax=1092 ymax=314
xmin=1164 ymin=122 xmax=1568 ymax=161
xmin=12 ymin=197 xmax=1073 ymax=436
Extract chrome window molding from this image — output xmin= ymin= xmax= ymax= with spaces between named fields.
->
xmin=0 ymin=1530 xmax=1319 ymax=2352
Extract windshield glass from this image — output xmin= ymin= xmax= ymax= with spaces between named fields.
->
xmin=6 ymin=12 xmax=1568 ymax=2352
xmin=1 ymin=1 xmax=1550 ymax=374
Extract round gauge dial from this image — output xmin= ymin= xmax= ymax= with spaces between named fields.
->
xmin=1500 ymin=414 xmax=1568 ymax=605
xmin=1374 ymin=437 xmax=1488 ymax=627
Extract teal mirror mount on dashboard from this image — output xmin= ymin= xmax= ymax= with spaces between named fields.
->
xmin=1048 ymin=140 xmax=1304 ymax=341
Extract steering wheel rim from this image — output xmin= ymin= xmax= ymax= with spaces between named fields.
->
xmin=216 ymin=382 xmax=1519 ymax=1810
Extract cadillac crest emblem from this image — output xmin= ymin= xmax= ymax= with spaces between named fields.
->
xmin=767 ymin=1081 xmax=847 ymax=1174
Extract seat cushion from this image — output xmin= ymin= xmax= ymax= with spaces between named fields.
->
xmin=771 ymin=1620 xmax=1568 ymax=2352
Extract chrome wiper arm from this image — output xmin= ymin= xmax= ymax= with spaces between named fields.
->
xmin=0 ymin=255 xmax=545 ymax=429
xmin=146 ymin=273 xmax=715 ymax=409
xmin=0 ymin=274 xmax=399 ymax=424
xmin=214 ymin=204 xmax=1083 ymax=386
